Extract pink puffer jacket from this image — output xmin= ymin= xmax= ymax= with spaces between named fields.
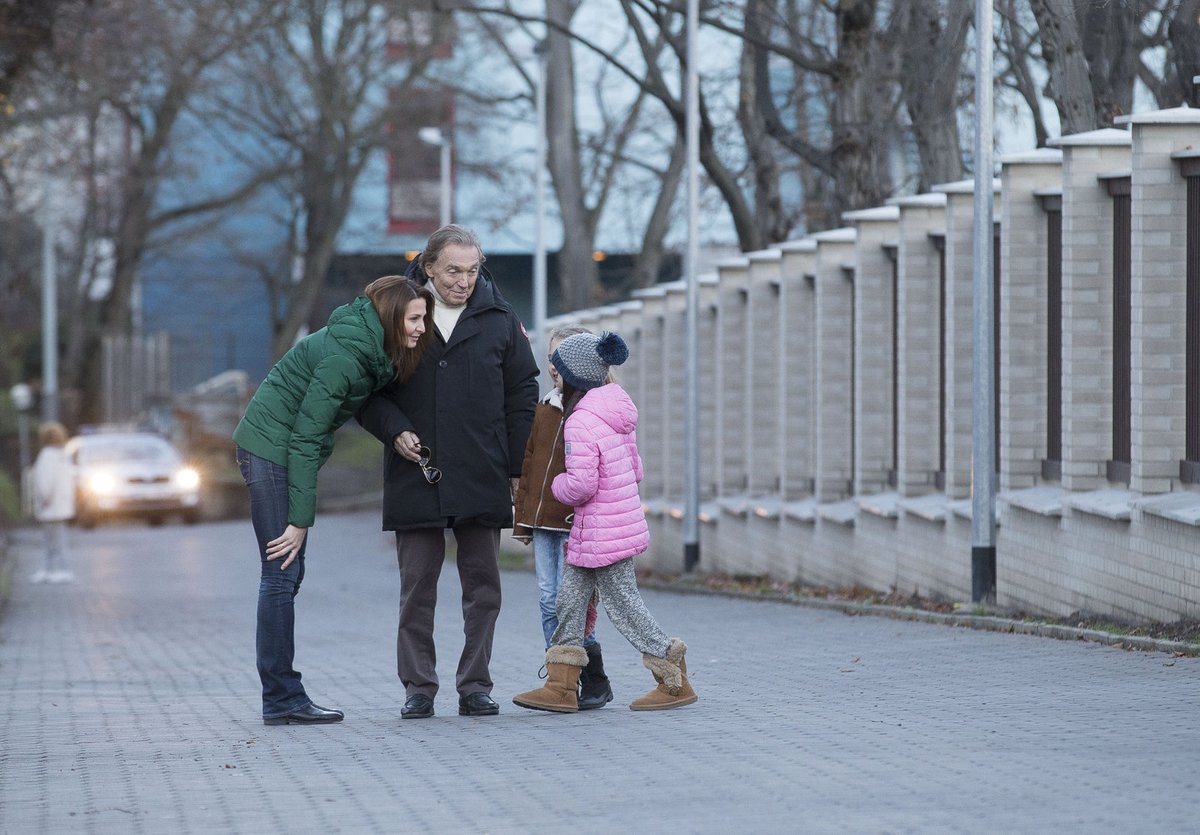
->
xmin=551 ymin=384 xmax=649 ymax=568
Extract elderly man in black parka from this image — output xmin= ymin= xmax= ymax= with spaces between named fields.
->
xmin=357 ymin=225 xmax=539 ymax=719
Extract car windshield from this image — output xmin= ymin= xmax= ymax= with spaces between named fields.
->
xmin=78 ymin=438 xmax=177 ymax=465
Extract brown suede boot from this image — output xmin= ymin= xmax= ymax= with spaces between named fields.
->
xmin=629 ymin=639 xmax=697 ymax=711
xmin=512 ymin=646 xmax=588 ymax=713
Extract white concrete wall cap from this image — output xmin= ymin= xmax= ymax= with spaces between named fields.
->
xmin=886 ymin=192 xmax=947 ymax=208
xmin=1050 ymin=127 xmax=1131 ymax=146
xmin=1097 ymin=168 xmax=1133 ymax=181
xmin=747 ymin=249 xmax=783 ymax=262
xmin=1115 ymin=105 xmax=1200 ymax=125
xmin=615 ymin=300 xmax=643 ymax=312
xmin=1170 ymin=148 xmax=1200 ymax=160
xmin=811 ymin=227 xmax=857 ymax=243
xmin=841 ymin=205 xmax=901 ymax=223
xmin=630 ymin=285 xmax=670 ymax=299
xmin=715 ymin=256 xmax=751 ymax=269
xmin=1033 ymin=187 xmax=1063 ymax=198
xmin=998 ymin=148 xmax=1064 ymax=165
xmin=932 ymin=178 xmax=1002 ymax=194
xmin=777 ymin=238 xmax=817 ymax=252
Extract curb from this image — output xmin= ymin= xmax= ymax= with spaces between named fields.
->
xmin=639 ymin=577 xmax=1200 ymax=658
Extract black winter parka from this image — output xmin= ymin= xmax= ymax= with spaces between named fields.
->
xmin=356 ymin=268 xmax=539 ymax=530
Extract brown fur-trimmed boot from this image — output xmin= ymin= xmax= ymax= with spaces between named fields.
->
xmin=629 ymin=639 xmax=697 ymax=711
xmin=512 ymin=645 xmax=588 ymax=713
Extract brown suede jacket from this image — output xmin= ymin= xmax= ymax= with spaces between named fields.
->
xmin=513 ymin=392 xmax=573 ymax=538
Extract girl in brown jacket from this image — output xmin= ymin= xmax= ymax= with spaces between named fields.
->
xmin=513 ymin=324 xmax=611 ymax=709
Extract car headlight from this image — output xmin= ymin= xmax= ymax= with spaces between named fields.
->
xmin=174 ymin=468 xmax=201 ymax=490
xmin=86 ymin=471 xmax=118 ymax=496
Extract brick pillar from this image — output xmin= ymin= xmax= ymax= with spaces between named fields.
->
xmin=747 ymin=250 xmax=784 ymax=496
xmin=936 ymin=180 xmax=1001 ymax=499
xmin=812 ymin=228 xmax=858 ymax=502
xmin=1117 ymin=107 xmax=1200 ymax=494
xmin=714 ymin=257 xmax=751 ymax=496
xmin=843 ymin=206 xmax=900 ymax=496
xmin=1055 ymin=128 xmax=1131 ymax=491
xmin=996 ymin=151 xmax=1064 ymax=491
xmin=889 ymin=193 xmax=947 ymax=498
xmin=779 ymin=240 xmax=818 ymax=499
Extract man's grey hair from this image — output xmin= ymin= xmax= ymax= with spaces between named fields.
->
xmin=419 ymin=224 xmax=485 ymax=274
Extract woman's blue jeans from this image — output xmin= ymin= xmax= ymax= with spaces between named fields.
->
xmin=237 ymin=447 xmax=310 ymax=719
xmin=533 ymin=528 xmax=596 ymax=650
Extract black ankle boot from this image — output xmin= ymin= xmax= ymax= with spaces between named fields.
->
xmin=577 ymin=643 xmax=613 ymax=710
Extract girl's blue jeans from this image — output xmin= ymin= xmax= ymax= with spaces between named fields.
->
xmin=532 ymin=528 xmax=596 ymax=649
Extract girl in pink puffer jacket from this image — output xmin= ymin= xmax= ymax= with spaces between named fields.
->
xmin=513 ymin=331 xmax=697 ymax=714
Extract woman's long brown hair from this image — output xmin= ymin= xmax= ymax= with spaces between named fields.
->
xmin=364 ymin=275 xmax=435 ymax=383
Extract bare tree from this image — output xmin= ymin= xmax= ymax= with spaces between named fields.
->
xmin=1139 ymin=0 xmax=1200 ymax=108
xmin=48 ymin=0 xmax=283 ymax=420
xmin=224 ymin=0 xmax=441 ymax=359
xmin=1028 ymin=0 xmax=1157 ymax=132
xmin=896 ymin=0 xmax=971 ymax=191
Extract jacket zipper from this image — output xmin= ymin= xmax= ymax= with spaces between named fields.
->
xmin=532 ymin=417 xmax=563 ymax=527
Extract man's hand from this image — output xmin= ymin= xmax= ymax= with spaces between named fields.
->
xmin=393 ymin=431 xmax=423 ymax=462
xmin=266 ymin=524 xmax=308 ymax=570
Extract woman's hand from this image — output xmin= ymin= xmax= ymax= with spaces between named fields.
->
xmin=266 ymin=524 xmax=308 ymax=570
xmin=393 ymin=431 xmax=423 ymax=462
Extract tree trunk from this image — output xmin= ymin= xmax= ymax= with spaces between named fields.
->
xmin=739 ymin=0 xmax=789 ymax=245
xmin=544 ymin=0 xmax=598 ymax=314
xmin=898 ymin=0 xmax=970 ymax=191
xmin=1166 ymin=0 xmax=1200 ymax=107
xmin=829 ymin=0 xmax=893 ymax=214
xmin=629 ymin=134 xmax=685 ymax=292
xmin=1028 ymin=0 xmax=1098 ymax=134
xmin=1078 ymin=0 xmax=1137 ymax=125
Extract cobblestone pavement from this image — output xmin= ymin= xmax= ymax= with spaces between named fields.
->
xmin=1 ymin=511 xmax=1198 ymax=834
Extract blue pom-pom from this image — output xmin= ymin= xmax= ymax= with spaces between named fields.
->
xmin=596 ymin=331 xmax=629 ymax=366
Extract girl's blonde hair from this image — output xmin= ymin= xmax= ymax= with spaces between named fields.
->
xmin=38 ymin=421 xmax=69 ymax=446
xmin=548 ymin=324 xmax=618 ymax=384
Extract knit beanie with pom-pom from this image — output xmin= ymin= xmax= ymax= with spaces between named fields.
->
xmin=550 ymin=331 xmax=629 ymax=391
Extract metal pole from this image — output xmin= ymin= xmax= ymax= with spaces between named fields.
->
xmin=533 ymin=39 xmax=549 ymax=373
xmin=41 ymin=190 xmax=58 ymax=423
xmin=971 ymin=0 xmax=996 ymax=603
xmin=683 ymin=0 xmax=700 ymax=572
xmin=440 ymin=139 xmax=452 ymax=227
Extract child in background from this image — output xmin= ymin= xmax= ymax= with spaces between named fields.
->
xmin=512 ymin=324 xmax=612 ymax=709
xmin=513 ymin=331 xmax=697 ymax=713
xmin=31 ymin=421 xmax=75 ymax=584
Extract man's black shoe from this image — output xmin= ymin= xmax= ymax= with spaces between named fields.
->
xmin=263 ymin=703 xmax=344 ymax=726
xmin=458 ymin=692 xmax=500 ymax=716
xmin=402 ymin=694 xmax=435 ymax=719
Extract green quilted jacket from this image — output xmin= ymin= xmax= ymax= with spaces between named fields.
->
xmin=233 ymin=296 xmax=395 ymax=527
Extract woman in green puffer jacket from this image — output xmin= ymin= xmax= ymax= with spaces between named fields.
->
xmin=232 ymin=275 xmax=433 ymax=726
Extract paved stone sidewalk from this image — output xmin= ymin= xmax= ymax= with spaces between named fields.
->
xmin=1 ymin=512 xmax=1198 ymax=834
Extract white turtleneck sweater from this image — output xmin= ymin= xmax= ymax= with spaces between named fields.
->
xmin=428 ymin=283 xmax=466 ymax=340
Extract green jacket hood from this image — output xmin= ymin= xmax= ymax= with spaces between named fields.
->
xmin=326 ymin=295 xmax=395 ymax=388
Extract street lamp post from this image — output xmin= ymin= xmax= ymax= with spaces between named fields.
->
xmin=682 ymin=0 xmax=700 ymax=573
xmin=418 ymin=126 xmax=452 ymax=228
xmin=532 ymin=39 xmax=549 ymax=377
xmin=41 ymin=189 xmax=58 ymax=423
xmin=10 ymin=383 xmax=34 ymax=476
xmin=970 ymin=0 xmax=997 ymax=603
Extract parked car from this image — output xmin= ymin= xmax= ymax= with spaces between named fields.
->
xmin=66 ymin=432 xmax=201 ymax=528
